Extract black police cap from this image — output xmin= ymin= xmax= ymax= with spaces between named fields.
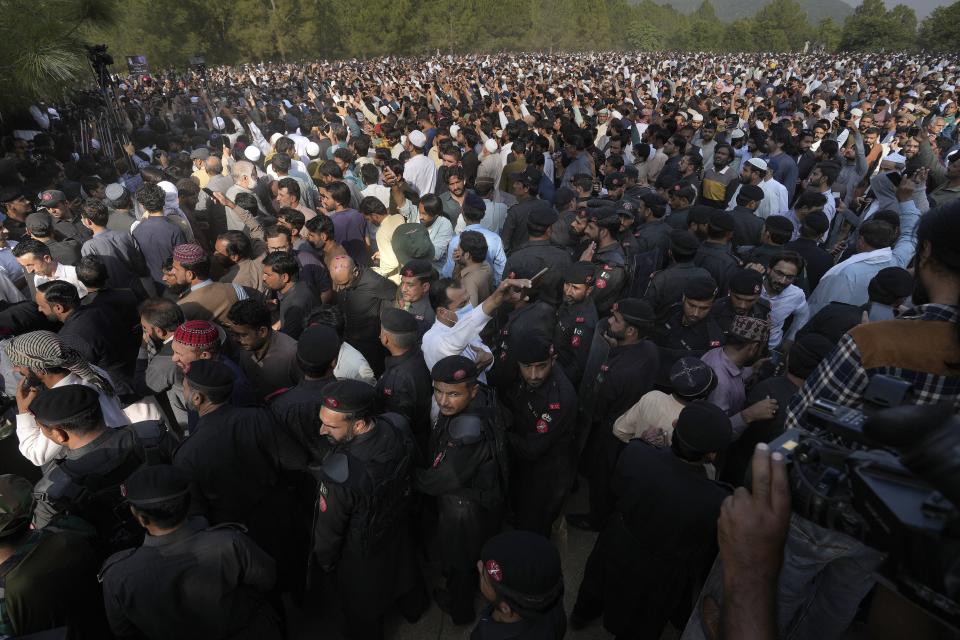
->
xmin=185 ymin=359 xmax=234 ymax=395
xmin=688 ymin=205 xmax=714 ymax=225
xmin=381 ymin=307 xmax=419 ymax=334
xmin=30 ymin=384 xmax=100 ymax=425
xmin=612 ymin=298 xmax=654 ymax=325
xmin=480 ymin=531 xmax=563 ymax=613
xmin=431 ymin=355 xmax=479 ymax=384
xmin=563 ymin=261 xmax=596 ymax=285
xmin=674 ymin=400 xmax=732 ymax=454
xmin=400 ymin=258 xmax=434 ymax=280
xmin=640 ymin=192 xmax=667 ymax=207
xmin=511 ymin=333 xmax=554 ymax=365
xmin=803 ymin=210 xmax=829 ymax=234
xmin=122 ymin=464 xmax=190 ymax=508
xmin=553 ymin=187 xmax=576 ymax=208
xmin=297 ymin=325 xmax=341 ymax=368
xmin=729 ymin=269 xmax=764 ymax=296
xmin=740 ymin=184 xmax=765 ymax=202
xmin=683 ymin=276 xmax=719 ymax=301
xmin=528 ymin=200 xmax=559 ymax=227
xmin=708 ymin=210 xmax=735 ymax=232
xmin=322 ymin=379 xmax=378 ymax=413
xmin=765 ymin=215 xmax=794 ymax=235
xmin=670 ymin=229 xmax=701 ymax=256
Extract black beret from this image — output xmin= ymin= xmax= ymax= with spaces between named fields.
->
xmin=399 ymin=259 xmax=433 ymax=280
xmin=322 ymin=379 xmax=378 ymax=413
xmin=505 ymin=254 xmax=543 ymax=280
xmin=528 ymin=200 xmax=558 ymax=227
xmin=669 ymin=357 xmax=718 ymax=399
xmin=297 ymin=325 xmax=341 ymax=368
xmin=612 ymin=298 xmax=654 ymax=325
xmin=739 ymin=184 xmax=765 ymax=202
xmin=563 ymin=261 xmax=596 ymax=286
xmin=642 ymin=193 xmax=666 ymax=207
xmin=688 ymin=205 xmax=714 ymax=225
xmin=584 ymin=200 xmax=618 ymax=223
xmin=431 ymin=355 xmax=479 ymax=384
xmin=480 ymin=531 xmax=563 ymax=613
xmin=603 ymin=172 xmax=625 ymax=188
xmin=729 ymin=269 xmax=764 ymax=296
xmin=670 ymin=230 xmax=701 ymax=256
xmin=765 ymin=215 xmax=794 ymax=235
xmin=803 ymin=210 xmax=829 ymax=234
xmin=616 ymin=207 xmax=636 ymax=220
xmin=185 ymin=359 xmax=234 ymax=395
xmin=30 ymin=384 xmax=100 ymax=425
xmin=122 ymin=464 xmax=190 ymax=508
xmin=553 ymin=187 xmax=576 ymax=208
xmin=708 ymin=210 xmax=735 ymax=232
xmin=511 ymin=333 xmax=554 ymax=365
xmin=683 ymin=276 xmax=719 ymax=301
xmin=511 ymin=166 xmax=543 ymax=187
xmin=674 ymin=400 xmax=732 ymax=454
xmin=381 ymin=307 xmax=419 ymax=334
xmin=870 ymin=266 xmax=914 ymax=300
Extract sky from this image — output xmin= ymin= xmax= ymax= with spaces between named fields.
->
xmin=843 ymin=0 xmax=957 ymax=19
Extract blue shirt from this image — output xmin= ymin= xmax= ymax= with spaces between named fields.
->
xmin=440 ymin=224 xmax=507 ymax=285
xmin=0 ymin=241 xmax=23 ymax=282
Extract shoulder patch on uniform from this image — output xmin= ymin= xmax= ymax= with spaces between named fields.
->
xmin=321 ymin=452 xmax=350 ymax=484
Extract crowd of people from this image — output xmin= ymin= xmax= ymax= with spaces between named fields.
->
xmin=1 ymin=48 xmax=960 ymax=640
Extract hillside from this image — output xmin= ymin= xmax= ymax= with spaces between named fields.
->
xmin=649 ymin=0 xmax=854 ymax=23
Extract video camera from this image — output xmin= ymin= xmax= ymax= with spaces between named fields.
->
xmin=767 ymin=375 xmax=960 ymax=629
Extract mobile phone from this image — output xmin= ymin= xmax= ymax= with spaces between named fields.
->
xmin=529 ymin=266 xmax=550 ymax=285
xmin=202 ymin=187 xmax=214 ymax=197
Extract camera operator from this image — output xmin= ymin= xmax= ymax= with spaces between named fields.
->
xmin=773 ymin=200 xmax=960 ymax=639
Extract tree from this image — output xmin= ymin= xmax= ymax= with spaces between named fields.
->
xmin=840 ymin=0 xmax=916 ymax=51
xmin=918 ymin=1 xmax=960 ymax=52
xmin=751 ymin=0 xmax=811 ymax=51
xmin=816 ymin=17 xmax=842 ymax=52
xmin=0 ymin=0 xmax=115 ymax=110
xmin=687 ymin=0 xmax=725 ymax=50
xmin=625 ymin=19 xmax=665 ymax=51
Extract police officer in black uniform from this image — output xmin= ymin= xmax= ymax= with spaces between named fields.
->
xmin=499 ymin=335 xmax=577 ymax=537
xmin=709 ymin=268 xmax=772 ymax=335
xmin=270 ymin=324 xmax=341 ymax=463
xmin=376 ymin=307 xmax=433 ymax=459
xmin=502 ymin=203 xmax=571 ymax=306
xmin=487 ymin=256 xmax=557 ymax=395
xmin=567 ymin=299 xmax=661 ymax=532
xmin=100 ymin=464 xmax=283 ymax=639
xmin=414 ymin=356 xmax=505 ymax=625
xmin=473 ymin=531 xmax=567 ymax=640
xmin=571 ymin=402 xmax=733 ymax=638
xmin=395 ymin=259 xmax=436 ymax=337
xmin=694 ymin=210 xmax=742 ymax=294
xmin=652 ymin=277 xmax=724 ymax=387
xmin=30 ymin=385 xmax=175 ymax=552
xmin=632 ymin=193 xmax=672 ymax=267
xmin=173 ymin=360 xmax=309 ymax=590
xmin=642 ymin=230 xmax=713 ymax=314
xmin=554 ymin=261 xmax=599 ymax=388
xmin=583 ymin=205 xmax=628 ymax=316
xmin=312 ymin=379 xmax=428 ymax=639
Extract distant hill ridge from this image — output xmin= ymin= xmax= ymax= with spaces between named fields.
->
xmin=634 ymin=0 xmax=855 ymax=23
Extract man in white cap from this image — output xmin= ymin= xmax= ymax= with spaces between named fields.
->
xmin=402 ymin=130 xmax=437 ymax=197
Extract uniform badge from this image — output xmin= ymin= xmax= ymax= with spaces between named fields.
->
xmin=433 ymin=450 xmax=446 ymax=467
xmin=485 ymin=559 xmax=503 ymax=582
xmin=571 ymin=335 xmax=581 ymax=347
xmin=541 ymin=412 xmax=552 ymax=423
xmin=536 ymin=419 xmax=549 ymax=434
xmin=710 ymin=340 xmax=721 ymax=347
xmin=319 ymin=495 xmax=328 ymax=512
xmin=549 ymin=403 xmax=560 ymax=410
xmin=319 ymin=482 xmax=328 ymax=496
xmin=575 ymin=316 xmax=585 ymax=323
xmin=383 ymin=388 xmax=393 ymax=396
xmin=596 ymin=279 xmax=607 ymax=289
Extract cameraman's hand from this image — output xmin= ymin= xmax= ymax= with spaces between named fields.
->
xmin=719 ymin=443 xmax=790 ymax=580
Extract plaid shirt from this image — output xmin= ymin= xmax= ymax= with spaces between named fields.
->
xmin=785 ymin=304 xmax=960 ymax=438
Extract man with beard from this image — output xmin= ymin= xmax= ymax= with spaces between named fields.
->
xmin=312 ymin=379 xmax=428 ymax=639
xmin=135 ymin=297 xmax=188 ymax=434
xmin=582 ymin=206 xmax=627 ymax=316
xmin=701 ymin=315 xmax=778 ymax=439
xmin=395 ymin=259 xmax=436 ymax=336
xmin=225 ymin=298 xmax=299 ymax=402
xmin=554 ymin=261 xmax=599 ymax=388
xmin=329 ymin=254 xmax=398 ymax=375
xmin=214 ymin=231 xmax=266 ymax=294
xmin=441 ymin=193 xmax=506 ymax=285
xmin=760 ymin=251 xmax=810 ymax=351
xmin=651 ymin=277 xmax=724 ymax=387
xmin=414 ymin=356 xmax=505 ymax=625
xmin=643 ymin=231 xmax=713 ymax=314
xmin=709 ymin=268 xmax=771 ymax=335
xmin=439 ymin=167 xmax=469 ymax=224
xmin=567 ymin=299 xmax=660 ymax=532
xmin=725 ymin=158 xmax=767 ymax=217
xmin=500 ymin=335 xmax=577 ymax=537
xmin=263 ymin=225 xmax=333 ymax=303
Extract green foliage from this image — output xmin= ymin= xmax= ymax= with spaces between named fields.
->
xmin=840 ymin=0 xmax=917 ymax=51
xmin=816 ymin=17 xmax=842 ymax=52
xmin=751 ymin=0 xmax=811 ymax=51
xmin=0 ymin=0 xmax=115 ymax=110
xmin=918 ymin=1 xmax=960 ymax=52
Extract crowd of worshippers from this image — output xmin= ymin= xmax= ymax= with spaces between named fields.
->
xmin=0 ymin=49 xmax=959 ymax=640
